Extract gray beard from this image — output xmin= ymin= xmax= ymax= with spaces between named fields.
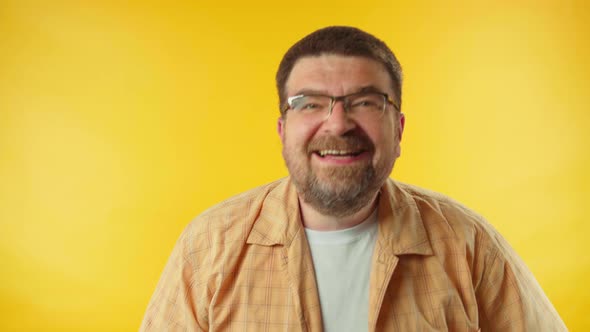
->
xmin=293 ymin=163 xmax=382 ymax=218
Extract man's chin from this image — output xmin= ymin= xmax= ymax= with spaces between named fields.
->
xmin=300 ymin=175 xmax=376 ymax=218
xmin=313 ymin=177 xmax=363 ymax=195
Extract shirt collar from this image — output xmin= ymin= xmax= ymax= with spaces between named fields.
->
xmin=376 ymin=179 xmax=434 ymax=256
xmin=247 ymin=177 xmax=434 ymax=257
xmin=246 ymin=178 xmax=301 ymax=246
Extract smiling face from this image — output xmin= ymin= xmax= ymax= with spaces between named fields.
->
xmin=278 ymin=54 xmax=405 ymax=217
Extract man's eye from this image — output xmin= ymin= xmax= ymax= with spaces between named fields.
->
xmin=302 ymin=103 xmax=320 ymax=110
xmin=353 ymin=100 xmax=378 ymax=107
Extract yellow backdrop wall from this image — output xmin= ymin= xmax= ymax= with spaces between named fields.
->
xmin=1 ymin=0 xmax=588 ymax=330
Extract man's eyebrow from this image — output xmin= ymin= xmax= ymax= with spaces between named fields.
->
xmin=356 ymin=86 xmax=384 ymax=94
xmin=292 ymin=88 xmax=329 ymax=96
xmin=292 ymin=85 xmax=385 ymax=97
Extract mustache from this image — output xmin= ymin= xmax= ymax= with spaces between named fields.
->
xmin=307 ymin=135 xmax=374 ymax=154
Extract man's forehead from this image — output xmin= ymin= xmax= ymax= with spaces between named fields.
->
xmin=285 ymin=54 xmax=393 ymax=96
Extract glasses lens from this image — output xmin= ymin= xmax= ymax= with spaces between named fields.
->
xmin=290 ymin=95 xmax=332 ymax=113
xmin=347 ymin=92 xmax=386 ymax=114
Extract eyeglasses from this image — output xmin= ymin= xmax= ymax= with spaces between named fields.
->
xmin=283 ymin=91 xmax=399 ymax=120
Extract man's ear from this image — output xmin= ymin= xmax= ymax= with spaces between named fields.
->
xmin=394 ymin=112 xmax=405 ymax=158
xmin=398 ymin=112 xmax=405 ymax=142
xmin=277 ymin=117 xmax=285 ymax=144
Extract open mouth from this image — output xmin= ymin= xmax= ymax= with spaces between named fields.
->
xmin=314 ymin=149 xmax=365 ymax=158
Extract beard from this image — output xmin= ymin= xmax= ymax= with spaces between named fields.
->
xmin=283 ymin=134 xmax=394 ymax=218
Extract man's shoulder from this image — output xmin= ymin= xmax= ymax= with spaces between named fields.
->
xmin=174 ymin=178 xmax=292 ymax=258
xmin=393 ymin=180 xmax=479 ymax=217
xmin=197 ymin=178 xmax=287 ymax=219
xmin=186 ymin=178 xmax=290 ymax=231
xmin=390 ymin=180 xmax=495 ymax=241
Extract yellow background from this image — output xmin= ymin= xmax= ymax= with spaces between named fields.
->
xmin=1 ymin=0 xmax=588 ymax=330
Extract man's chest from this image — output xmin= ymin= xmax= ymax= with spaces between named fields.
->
xmin=202 ymin=245 xmax=479 ymax=332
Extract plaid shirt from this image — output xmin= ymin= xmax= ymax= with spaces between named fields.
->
xmin=140 ymin=178 xmax=567 ymax=331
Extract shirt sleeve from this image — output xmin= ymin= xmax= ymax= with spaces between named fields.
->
xmin=139 ymin=225 xmax=208 ymax=331
xmin=473 ymin=225 xmax=568 ymax=331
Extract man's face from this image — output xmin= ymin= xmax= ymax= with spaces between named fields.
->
xmin=278 ymin=54 xmax=405 ymax=217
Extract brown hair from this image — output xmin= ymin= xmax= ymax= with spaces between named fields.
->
xmin=275 ymin=26 xmax=403 ymax=117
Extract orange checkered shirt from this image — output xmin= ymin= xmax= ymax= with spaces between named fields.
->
xmin=140 ymin=178 xmax=567 ymax=331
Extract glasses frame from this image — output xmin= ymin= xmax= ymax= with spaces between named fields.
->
xmin=282 ymin=91 xmax=400 ymax=117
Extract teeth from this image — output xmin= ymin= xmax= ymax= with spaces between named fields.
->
xmin=318 ymin=150 xmax=354 ymax=157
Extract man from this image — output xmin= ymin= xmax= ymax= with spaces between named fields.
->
xmin=141 ymin=26 xmax=567 ymax=331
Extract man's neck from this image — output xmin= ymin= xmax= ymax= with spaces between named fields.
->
xmin=298 ymin=192 xmax=379 ymax=231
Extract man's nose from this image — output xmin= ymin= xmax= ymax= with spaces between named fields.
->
xmin=322 ymin=100 xmax=356 ymax=135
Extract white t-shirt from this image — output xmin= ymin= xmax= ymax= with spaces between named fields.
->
xmin=304 ymin=210 xmax=378 ymax=332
